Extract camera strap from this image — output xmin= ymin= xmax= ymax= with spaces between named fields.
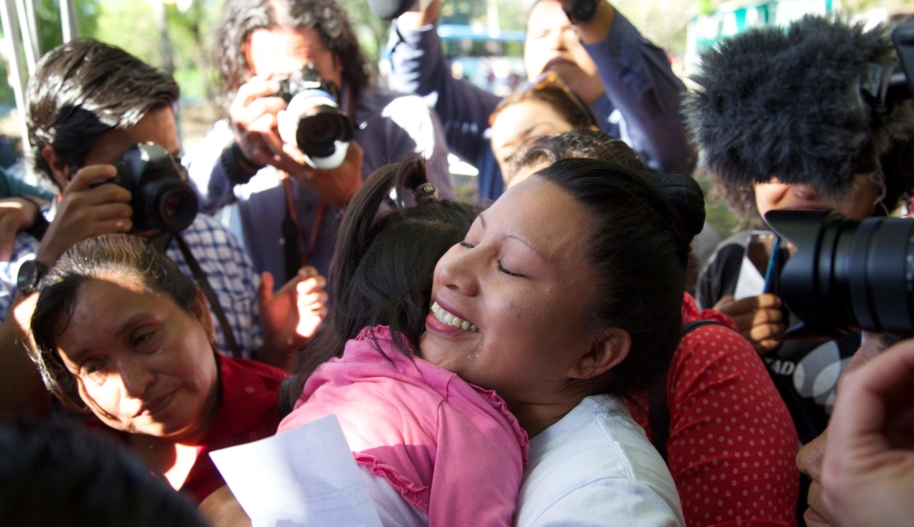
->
xmin=280 ymin=174 xmax=327 ymax=282
xmin=174 ymin=233 xmax=243 ymax=359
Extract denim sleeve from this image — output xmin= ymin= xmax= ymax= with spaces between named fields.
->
xmin=388 ymin=21 xmax=503 ymax=166
xmin=584 ymin=12 xmax=696 ymax=176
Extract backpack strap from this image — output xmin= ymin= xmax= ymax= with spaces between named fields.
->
xmin=649 ymin=319 xmax=731 ymax=464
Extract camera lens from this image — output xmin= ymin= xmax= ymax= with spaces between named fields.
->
xmin=296 ymin=111 xmax=347 ymax=158
xmin=766 ymin=209 xmax=914 ymax=338
xmin=146 ymin=181 xmax=198 ymax=233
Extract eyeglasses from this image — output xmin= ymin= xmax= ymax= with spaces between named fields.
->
xmin=489 ymin=72 xmax=599 ymax=128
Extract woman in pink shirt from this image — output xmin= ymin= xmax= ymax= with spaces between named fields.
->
xmin=280 ymin=158 xmax=527 ymax=526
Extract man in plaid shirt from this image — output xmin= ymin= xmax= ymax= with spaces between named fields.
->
xmin=0 ymin=40 xmax=325 ymax=371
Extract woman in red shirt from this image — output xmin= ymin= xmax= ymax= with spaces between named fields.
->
xmin=28 ymin=234 xmax=288 ymax=504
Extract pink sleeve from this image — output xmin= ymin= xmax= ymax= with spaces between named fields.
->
xmin=666 ymin=324 xmax=799 ymax=527
xmin=428 ymin=400 xmax=523 ymax=527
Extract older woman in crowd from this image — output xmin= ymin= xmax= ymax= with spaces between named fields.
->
xmin=28 ymin=234 xmax=286 ymax=513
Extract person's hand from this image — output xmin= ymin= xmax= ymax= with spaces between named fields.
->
xmin=257 ymin=267 xmax=328 ymax=368
xmin=35 ymin=165 xmax=132 ymax=267
xmin=281 ymin=140 xmax=364 ymax=210
xmin=713 ymin=294 xmax=784 ymax=354
xmin=821 ymin=337 xmax=914 ymax=527
xmin=228 ymin=75 xmax=286 ymax=169
xmin=554 ymin=0 xmax=616 ymax=44
xmin=0 ymin=197 xmax=44 ymax=261
xmin=198 ymin=486 xmax=252 ymax=527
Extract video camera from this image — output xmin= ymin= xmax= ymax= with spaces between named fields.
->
xmin=275 ymin=64 xmax=354 ymax=170
xmin=91 ymin=142 xmax=198 ymax=234
xmin=764 ymin=19 xmax=914 ymax=340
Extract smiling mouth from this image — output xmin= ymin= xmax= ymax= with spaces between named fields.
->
xmin=431 ymin=302 xmax=480 ymax=333
xmin=136 ymin=390 xmax=176 ymax=417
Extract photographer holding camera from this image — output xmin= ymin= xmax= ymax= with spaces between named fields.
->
xmin=185 ymin=0 xmax=453 ymax=284
xmin=0 ymin=40 xmax=327 ymax=385
xmin=686 ymin=15 xmax=914 ymax=431
xmin=684 ymin=16 xmax=914 ymax=524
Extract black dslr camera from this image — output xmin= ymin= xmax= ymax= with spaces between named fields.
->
xmin=92 ymin=142 xmax=198 ymax=233
xmin=275 ymin=64 xmax=354 ymax=170
xmin=761 ymin=20 xmax=914 ymax=340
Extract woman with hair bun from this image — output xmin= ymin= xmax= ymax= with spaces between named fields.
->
xmin=278 ymin=153 xmax=691 ymax=525
xmin=509 ymin=130 xmax=800 ymax=527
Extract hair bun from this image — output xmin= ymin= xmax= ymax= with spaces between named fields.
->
xmin=645 ymin=172 xmax=706 ymax=240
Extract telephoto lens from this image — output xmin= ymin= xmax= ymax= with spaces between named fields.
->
xmin=766 ymin=209 xmax=914 ymax=339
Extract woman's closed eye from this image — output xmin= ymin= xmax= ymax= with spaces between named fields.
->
xmin=459 ymin=240 xmax=475 ymax=249
xmin=132 ymin=328 xmax=159 ymax=350
xmin=498 ymin=262 xmax=524 ymax=278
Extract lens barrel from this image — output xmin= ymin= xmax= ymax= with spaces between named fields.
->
xmin=145 ymin=180 xmax=198 ymax=233
xmin=766 ymin=209 xmax=914 ymax=338
xmin=114 ymin=143 xmax=199 ymax=234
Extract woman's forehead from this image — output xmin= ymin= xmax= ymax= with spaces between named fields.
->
xmin=488 ymin=178 xmax=592 ymax=261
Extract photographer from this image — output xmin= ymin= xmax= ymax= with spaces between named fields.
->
xmin=0 ymin=40 xmax=326 ymax=379
xmin=185 ymin=0 xmax=453 ymax=283
xmin=684 ymin=16 xmax=914 ymax=441
xmin=389 ymin=0 xmax=695 ymax=201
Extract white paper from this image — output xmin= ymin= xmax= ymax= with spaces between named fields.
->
xmin=210 ymin=415 xmax=383 ymax=527
xmin=734 ymin=255 xmax=765 ymax=301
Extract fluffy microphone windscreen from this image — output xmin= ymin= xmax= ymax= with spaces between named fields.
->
xmin=684 ymin=16 xmax=914 ymax=201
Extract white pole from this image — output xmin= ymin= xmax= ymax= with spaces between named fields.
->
xmin=60 ymin=0 xmax=78 ymax=43
xmin=0 ymin=0 xmax=31 ymax=153
xmin=15 ymin=0 xmax=38 ymax=72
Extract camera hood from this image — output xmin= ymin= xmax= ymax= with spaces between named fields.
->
xmin=766 ymin=209 xmax=914 ymax=339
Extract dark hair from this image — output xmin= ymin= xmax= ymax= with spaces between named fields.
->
xmin=27 ymin=39 xmax=180 ymax=189
xmin=0 ymin=416 xmax=207 ymax=527
xmin=510 ymin=128 xmax=648 ymax=181
xmin=30 ymin=235 xmax=199 ymax=411
xmin=284 ymin=157 xmax=481 ymax=406
xmin=536 ymin=158 xmax=705 ymax=396
xmin=684 ymin=15 xmax=914 ymax=217
xmin=213 ymin=0 xmax=370 ymax=107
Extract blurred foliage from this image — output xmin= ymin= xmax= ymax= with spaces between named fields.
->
xmin=35 ymin=0 xmax=100 ymax=54
xmin=0 ymin=0 xmax=100 ymax=106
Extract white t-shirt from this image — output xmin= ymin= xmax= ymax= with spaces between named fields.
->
xmin=515 ymin=394 xmax=685 ymax=527
xmin=361 ymin=394 xmax=683 ymax=527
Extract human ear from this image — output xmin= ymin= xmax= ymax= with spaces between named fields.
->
xmin=190 ymin=288 xmax=216 ymax=343
xmin=567 ymin=328 xmax=630 ymax=380
xmin=41 ymin=145 xmax=71 ymax=189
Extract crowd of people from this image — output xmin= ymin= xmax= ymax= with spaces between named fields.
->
xmin=0 ymin=0 xmax=912 ymax=525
